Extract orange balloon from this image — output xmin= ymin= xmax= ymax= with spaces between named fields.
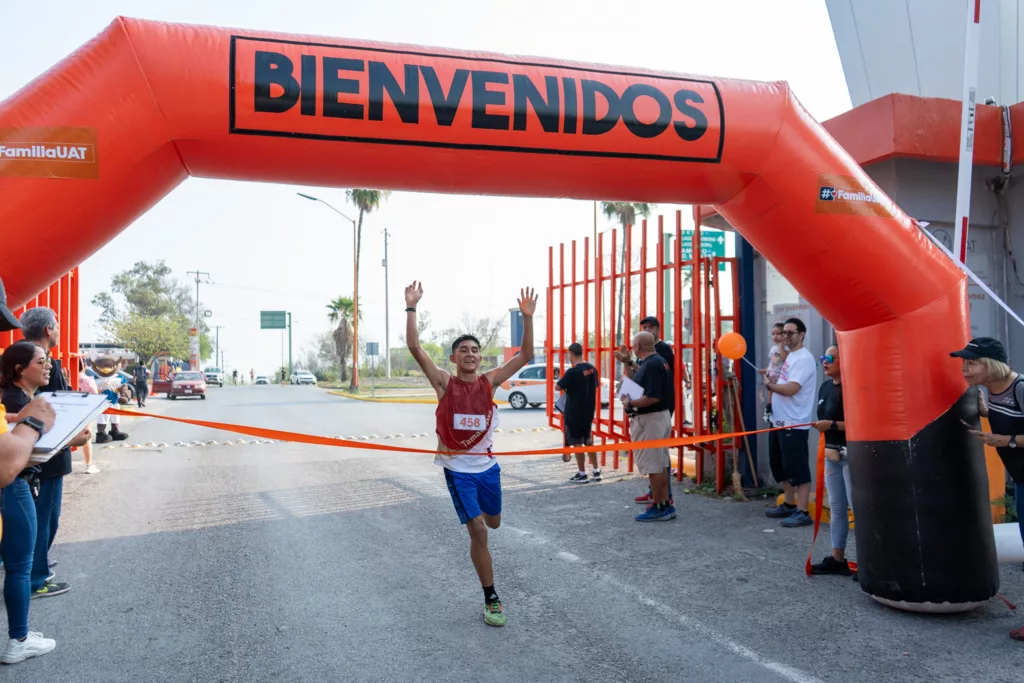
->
xmin=717 ymin=332 xmax=747 ymax=361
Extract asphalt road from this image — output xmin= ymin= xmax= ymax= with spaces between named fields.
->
xmin=4 ymin=385 xmax=1023 ymax=682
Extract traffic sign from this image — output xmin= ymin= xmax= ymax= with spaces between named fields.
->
xmin=680 ymin=229 xmax=727 ymax=271
xmin=366 ymin=342 xmax=380 ymax=357
xmin=260 ymin=310 xmax=287 ymax=329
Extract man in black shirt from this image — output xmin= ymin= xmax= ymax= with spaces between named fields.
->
xmin=556 ymin=343 xmax=600 ymax=483
xmin=20 ymin=307 xmax=89 ymax=598
xmin=621 ymin=332 xmax=676 ymax=522
xmin=132 ymin=363 xmax=150 ymax=408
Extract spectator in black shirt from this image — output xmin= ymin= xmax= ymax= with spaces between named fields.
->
xmin=0 ymin=341 xmax=63 ymax=663
xmin=621 ymin=332 xmax=676 ymax=522
xmin=556 ymin=343 xmax=600 ymax=483
xmin=808 ymin=346 xmax=852 ymax=576
xmin=20 ymin=307 xmax=89 ymax=599
xmin=132 ymin=362 xmax=149 ymax=408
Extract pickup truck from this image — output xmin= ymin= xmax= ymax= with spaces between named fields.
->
xmin=203 ymin=367 xmax=225 ymax=387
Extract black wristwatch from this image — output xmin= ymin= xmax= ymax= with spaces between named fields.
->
xmin=16 ymin=416 xmax=45 ymax=441
xmin=1010 ymin=435 xmax=1018 ymax=449
xmin=830 ymin=420 xmax=838 ymax=432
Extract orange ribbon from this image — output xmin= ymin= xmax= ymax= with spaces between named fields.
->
xmin=107 ymin=408 xmax=808 ymax=458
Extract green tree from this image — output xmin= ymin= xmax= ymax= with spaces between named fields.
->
xmin=600 ymin=201 xmax=654 ymax=344
xmin=327 ymin=296 xmax=361 ymax=383
xmin=108 ymin=312 xmax=190 ymax=366
xmin=93 ymin=260 xmax=214 ymax=362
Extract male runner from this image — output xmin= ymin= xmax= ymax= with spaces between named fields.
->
xmin=404 ymin=281 xmax=537 ymax=628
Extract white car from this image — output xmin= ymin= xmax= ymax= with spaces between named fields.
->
xmin=290 ymin=371 xmax=317 ymax=385
xmin=255 ymin=375 xmax=269 ymax=385
xmin=494 ymin=364 xmax=611 ymax=410
xmin=203 ymin=367 xmax=224 ymax=387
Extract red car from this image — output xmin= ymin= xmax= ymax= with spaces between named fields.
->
xmin=168 ymin=371 xmax=207 ymax=400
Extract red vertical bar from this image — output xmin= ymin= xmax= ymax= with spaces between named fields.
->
xmin=691 ymin=208 xmax=704 ymax=483
xmin=609 ymin=227 xmax=618 ymax=471
xmin=640 ymin=219 xmax=648 ymax=320
xmin=70 ymin=268 xmax=80 ymax=390
xmin=583 ymin=237 xmax=590 ymax=360
xmin=570 ymin=240 xmax=577 ymax=348
xmin=596 ymin=232 xmax=605 ymax=468
xmin=49 ymin=280 xmax=61 ymax=359
xmin=559 ymin=242 xmax=565 ymax=376
xmin=713 ymin=264 xmax=725 ymax=495
xmin=674 ymin=210 xmax=684 ymax=479
xmin=624 ymin=222 xmax=633 ymax=473
xmin=547 ymin=247 xmax=555 ymax=422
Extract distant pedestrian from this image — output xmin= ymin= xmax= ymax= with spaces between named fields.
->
xmin=250 ymin=369 xmax=254 ymax=385
xmin=232 ymin=369 xmax=238 ymax=385
xmin=763 ymin=318 xmax=816 ymax=528
xmin=78 ymin=359 xmax=100 ymax=475
xmin=809 ymin=346 xmax=853 ymax=576
xmin=132 ymin=362 xmax=149 ymax=408
xmin=557 ymin=343 xmax=600 ymax=483
xmin=620 ymin=331 xmax=676 ymax=522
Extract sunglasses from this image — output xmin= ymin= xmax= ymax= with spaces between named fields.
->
xmin=782 ymin=330 xmax=800 ymax=336
xmin=820 ymin=354 xmax=835 ymax=364
xmin=34 ymin=357 xmax=52 ymax=368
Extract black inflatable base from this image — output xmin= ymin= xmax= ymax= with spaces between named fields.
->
xmin=848 ymin=388 xmax=999 ymax=611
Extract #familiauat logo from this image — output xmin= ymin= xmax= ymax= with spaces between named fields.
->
xmin=0 ymin=143 xmax=93 ymax=161
xmin=815 ymin=174 xmax=889 ymax=217
xmin=0 ymin=127 xmax=99 ymax=179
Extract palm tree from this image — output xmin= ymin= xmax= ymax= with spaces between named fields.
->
xmin=346 ymin=189 xmax=390 ymax=306
xmin=327 ymin=296 xmax=360 ymax=382
xmin=600 ymin=201 xmax=654 ymax=343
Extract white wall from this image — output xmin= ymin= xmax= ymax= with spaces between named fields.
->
xmin=827 ymin=0 xmax=1024 ymax=106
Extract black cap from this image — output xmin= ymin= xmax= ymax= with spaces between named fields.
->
xmin=0 ymin=278 xmax=21 ymax=333
xmin=639 ymin=316 xmax=661 ymax=328
xmin=950 ymin=337 xmax=1008 ymax=364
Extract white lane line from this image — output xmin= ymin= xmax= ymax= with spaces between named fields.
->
xmin=504 ymin=524 xmax=823 ymax=683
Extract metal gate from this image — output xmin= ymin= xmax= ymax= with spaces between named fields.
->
xmin=545 ymin=208 xmax=742 ymax=493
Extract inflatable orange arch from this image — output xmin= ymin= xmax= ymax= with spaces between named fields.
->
xmin=0 ymin=17 xmax=995 ymax=610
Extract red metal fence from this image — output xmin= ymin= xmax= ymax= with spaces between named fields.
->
xmin=545 ymin=208 xmax=743 ymax=493
xmin=0 ymin=268 xmax=81 ymax=390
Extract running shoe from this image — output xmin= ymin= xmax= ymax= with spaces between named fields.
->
xmin=1 ymin=632 xmax=56 ymax=664
xmin=569 ymin=472 xmax=589 ymax=484
xmin=591 ymin=470 xmax=602 ymax=482
xmin=780 ymin=510 xmax=813 ymax=528
xmin=810 ymin=556 xmax=852 ymax=576
xmin=634 ymin=491 xmax=653 ymax=504
xmin=635 ymin=505 xmax=677 ymax=522
xmin=85 ymin=464 xmax=100 ymax=474
xmin=764 ymin=503 xmax=795 ymax=518
xmin=484 ymin=601 xmax=506 ymax=627
xmin=31 ymin=581 xmax=70 ymax=599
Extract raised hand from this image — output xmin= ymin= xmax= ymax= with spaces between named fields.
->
xmin=405 ymin=281 xmax=424 ymax=308
xmin=613 ymin=344 xmax=632 ymax=363
xmin=517 ymin=287 xmax=537 ymax=317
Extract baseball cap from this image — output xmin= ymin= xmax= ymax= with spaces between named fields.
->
xmin=950 ymin=337 xmax=1008 ymax=364
xmin=0 ymin=278 xmax=21 ymax=333
xmin=639 ymin=316 xmax=661 ymax=328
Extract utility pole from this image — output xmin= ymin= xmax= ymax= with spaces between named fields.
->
xmin=212 ymin=325 xmax=225 ymax=369
xmin=382 ymin=227 xmax=391 ymax=379
xmin=287 ymin=312 xmax=293 ymax=380
xmin=186 ymin=270 xmax=211 ymax=328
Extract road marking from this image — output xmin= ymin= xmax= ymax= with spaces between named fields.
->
xmin=505 ymin=524 xmax=823 ymax=683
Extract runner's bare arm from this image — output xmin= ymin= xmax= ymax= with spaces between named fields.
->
xmin=405 ymin=281 xmax=449 ymax=396
xmin=487 ymin=287 xmax=537 ymax=389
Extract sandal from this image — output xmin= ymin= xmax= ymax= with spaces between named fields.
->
xmin=1010 ymin=626 xmax=1024 ymax=641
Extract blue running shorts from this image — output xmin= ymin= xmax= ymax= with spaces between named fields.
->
xmin=443 ymin=463 xmax=502 ymax=524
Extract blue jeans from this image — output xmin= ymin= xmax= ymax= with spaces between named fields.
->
xmin=824 ymin=451 xmax=853 ymax=551
xmin=1016 ymin=482 xmax=1023 ymax=546
xmin=31 ymin=476 xmax=62 ymax=591
xmin=0 ymin=478 xmax=37 ymax=639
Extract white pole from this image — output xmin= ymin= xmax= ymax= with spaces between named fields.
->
xmin=953 ymin=0 xmax=982 ymax=264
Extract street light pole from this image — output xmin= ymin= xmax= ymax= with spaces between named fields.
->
xmin=383 ymin=227 xmax=391 ymax=379
xmin=297 ymin=192 xmax=360 ymax=391
xmin=212 ymin=325 xmax=226 ymax=370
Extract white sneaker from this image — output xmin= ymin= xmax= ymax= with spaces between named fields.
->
xmin=2 ymin=632 xmax=56 ymax=664
xmin=85 ymin=464 xmax=100 ymax=474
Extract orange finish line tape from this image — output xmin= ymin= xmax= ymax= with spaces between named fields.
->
xmin=107 ymin=409 xmax=808 ymax=457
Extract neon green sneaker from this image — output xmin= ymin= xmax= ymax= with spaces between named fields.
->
xmin=484 ymin=600 xmax=506 ymax=627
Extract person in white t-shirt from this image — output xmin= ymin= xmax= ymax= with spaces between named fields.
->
xmin=762 ymin=317 xmax=816 ymax=527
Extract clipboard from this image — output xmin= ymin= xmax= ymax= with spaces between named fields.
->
xmin=29 ymin=391 xmax=110 ymax=464
xmin=554 ymin=392 xmax=567 ymax=414
xmin=617 ymin=377 xmax=645 ymax=401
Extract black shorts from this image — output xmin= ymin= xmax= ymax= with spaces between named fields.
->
xmin=769 ymin=429 xmax=811 ymax=486
xmin=563 ymin=426 xmax=593 ymax=447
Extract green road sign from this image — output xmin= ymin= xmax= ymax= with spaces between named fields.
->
xmin=260 ymin=310 xmax=287 ymax=329
xmin=680 ymin=229 xmax=728 ymax=271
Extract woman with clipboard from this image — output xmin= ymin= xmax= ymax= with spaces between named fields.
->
xmin=0 ymin=341 xmax=78 ymax=664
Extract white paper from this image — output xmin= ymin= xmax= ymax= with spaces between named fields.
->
xmin=617 ymin=377 xmax=645 ymax=401
xmin=30 ymin=392 xmax=111 ymax=462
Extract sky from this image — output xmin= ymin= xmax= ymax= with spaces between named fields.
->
xmin=1 ymin=0 xmax=852 ymax=375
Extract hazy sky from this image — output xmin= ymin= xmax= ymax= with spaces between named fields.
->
xmin=1 ymin=0 xmax=851 ymax=375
